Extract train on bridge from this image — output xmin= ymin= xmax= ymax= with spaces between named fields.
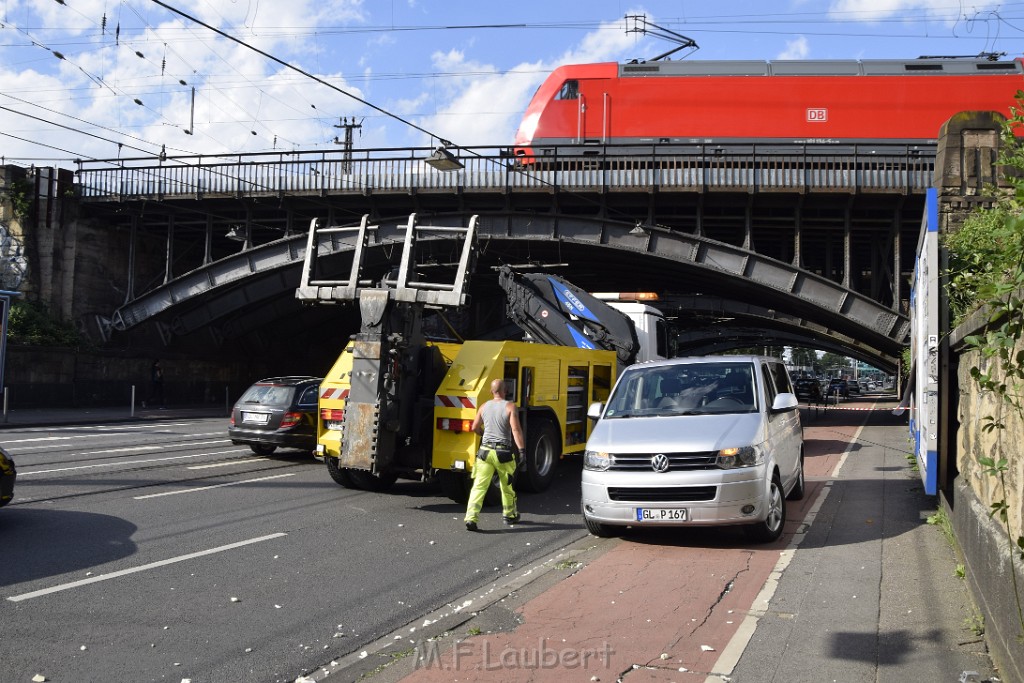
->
xmin=514 ymin=55 xmax=1024 ymax=157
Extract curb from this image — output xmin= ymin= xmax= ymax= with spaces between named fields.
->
xmin=298 ymin=535 xmax=615 ymax=682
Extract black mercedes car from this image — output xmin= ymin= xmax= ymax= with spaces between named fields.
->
xmin=229 ymin=376 xmax=322 ymax=455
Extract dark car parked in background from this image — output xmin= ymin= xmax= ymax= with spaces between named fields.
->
xmin=229 ymin=376 xmax=322 ymax=455
xmin=0 ymin=444 xmax=16 ymax=508
xmin=826 ymin=378 xmax=849 ymax=399
xmin=793 ymin=378 xmax=824 ymax=403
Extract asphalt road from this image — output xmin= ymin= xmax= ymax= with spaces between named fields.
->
xmin=0 ymin=418 xmax=592 ymax=683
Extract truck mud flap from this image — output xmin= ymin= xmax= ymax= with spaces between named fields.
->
xmin=340 ymin=402 xmax=381 ymax=471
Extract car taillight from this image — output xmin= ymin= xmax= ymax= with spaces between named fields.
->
xmin=436 ymin=418 xmax=474 ymax=432
xmin=321 ymin=408 xmax=345 ymax=422
xmin=280 ymin=411 xmax=302 ymax=428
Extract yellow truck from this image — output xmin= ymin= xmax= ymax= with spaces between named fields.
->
xmin=296 ymin=214 xmax=665 ymax=499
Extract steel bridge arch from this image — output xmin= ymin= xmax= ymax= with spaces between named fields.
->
xmin=107 ymin=212 xmax=908 ymax=370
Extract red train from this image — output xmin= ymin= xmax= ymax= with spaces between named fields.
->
xmin=513 ymin=57 xmax=1024 ymax=156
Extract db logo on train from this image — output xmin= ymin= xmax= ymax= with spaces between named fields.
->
xmin=807 ymin=108 xmax=828 ymax=122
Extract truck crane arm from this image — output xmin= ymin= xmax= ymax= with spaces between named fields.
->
xmin=497 ymin=265 xmax=641 ymax=368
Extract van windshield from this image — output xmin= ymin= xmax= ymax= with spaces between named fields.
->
xmin=603 ymin=362 xmax=758 ymax=418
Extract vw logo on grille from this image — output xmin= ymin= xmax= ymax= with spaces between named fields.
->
xmin=651 ymin=453 xmax=670 ymax=473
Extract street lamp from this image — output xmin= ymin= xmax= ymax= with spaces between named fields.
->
xmin=225 ymin=225 xmax=247 ymax=242
xmin=424 ymin=146 xmax=463 ymax=171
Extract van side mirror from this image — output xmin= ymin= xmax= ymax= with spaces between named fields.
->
xmin=772 ymin=392 xmax=799 ymax=412
xmin=587 ymin=402 xmax=605 ymax=420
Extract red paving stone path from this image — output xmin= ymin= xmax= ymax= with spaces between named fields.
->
xmin=398 ymin=418 xmax=850 ymax=683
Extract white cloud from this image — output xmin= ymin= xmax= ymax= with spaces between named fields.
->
xmin=410 ymin=16 xmax=641 ymax=147
xmin=827 ymin=0 xmax=1001 ymax=22
xmin=778 ymin=37 xmax=810 ymax=60
xmin=0 ymin=1 xmax=371 ymax=163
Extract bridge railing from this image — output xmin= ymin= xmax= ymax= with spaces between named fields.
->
xmin=75 ymin=143 xmax=935 ymax=200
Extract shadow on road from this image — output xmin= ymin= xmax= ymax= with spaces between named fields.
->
xmin=0 ymin=508 xmax=138 ymax=587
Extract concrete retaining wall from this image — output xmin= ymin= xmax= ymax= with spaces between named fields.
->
xmin=951 ymin=308 xmax=1024 ymax=682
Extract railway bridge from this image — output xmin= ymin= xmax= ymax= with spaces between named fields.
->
xmin=65 ymin=139 xmax=957 ymax=374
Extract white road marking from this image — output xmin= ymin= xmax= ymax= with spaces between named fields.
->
xmin=188 ymin=458 xmax=266 ymax=470
xmin=78 ymin=445 xmax=165 ymax=455
xmin=5 ymin=432 xmax=227 ymax=453
xmin=19 ymin=449 xmax=246 ymax=475
xmin=75 ymin=439 xmax=226 ymax=456
xmin=6 ymin=533 xmax=288 ymax=602
xmin=133 ymin=472 xmax=296 ymax=499
xmin=0 ymin=436 xmax=75 ymax=444
xmin=14 ymin=422 xmax=197 ymax=433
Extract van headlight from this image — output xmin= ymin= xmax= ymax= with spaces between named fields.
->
xmin=584 ymin=450 xmax=613 ymax=471
xmin=716 ymin=445 xmax=763 ymax=469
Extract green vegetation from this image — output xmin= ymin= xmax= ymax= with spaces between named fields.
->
xmin=926 ymin=507 xmax=954 ymax=548
xmin=6 ymin=301 xmax=86 ymax=347
xmin=4 ymin=178 xmax=33 ymax=220
xmin=943 ymin=91 xmax=1024 ymax=643
xmin=554 ymin=559 xmax=583 ymax=571
xmin=905 ymin=451 xmax=919 ymax=473
xmin=964 ymin=612 xmax=986 ymax=637
xmin=943 ymin=97 xmax=1024 ymax=325
xmin=358 ymin=647 xmax=416 ymax=679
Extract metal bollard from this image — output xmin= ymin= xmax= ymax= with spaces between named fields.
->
xmin=131 ymin=384 xmax=136 ymax=417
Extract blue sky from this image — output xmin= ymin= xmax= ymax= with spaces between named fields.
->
xmin=1 ymin=0 xmax=1021 ymax=168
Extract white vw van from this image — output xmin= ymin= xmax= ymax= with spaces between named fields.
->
xmin=581 ymin=355 xmax=804 ymax=542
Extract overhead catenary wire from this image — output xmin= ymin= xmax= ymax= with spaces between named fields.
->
xmin=137 ymin=0 xmax=627 ymax=224
xmin=149 ymin=0 xmax=454 ymax=147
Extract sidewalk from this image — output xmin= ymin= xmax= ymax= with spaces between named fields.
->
xmin=0 ymin=404 xmax=225 ymax=428
xmin=318 ymin=403 xmax=1001 ymax=683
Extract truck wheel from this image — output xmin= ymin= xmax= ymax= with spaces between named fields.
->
xmin=327 ymin=456 xmax=360 ymax=489
xmin=349 ymin=469 xmax=398 ymax=492
xmin=325 ymin=457 xmax=357 ymax=488
xmin=518 ymin=419 xmax=559 ymax=493
xmin=438 ymin=470 xmax=470 ymax=504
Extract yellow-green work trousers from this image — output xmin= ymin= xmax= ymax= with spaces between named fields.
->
xmin=464 ymin=448 xmax=518 ymax=523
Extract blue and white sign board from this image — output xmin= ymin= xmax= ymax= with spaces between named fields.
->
xmin=909 ymin=189 xmax=939 ymax=495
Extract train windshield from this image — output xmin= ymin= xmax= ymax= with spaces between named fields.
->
xmin=555 ymin=80 xmax=579 ymax=100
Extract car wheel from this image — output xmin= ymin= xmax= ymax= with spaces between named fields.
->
xmin=787 ymin=450 xmax=806 ymax=501
xmin=744 ymin=472 xmax=786 ymax=543
xmin=518 ymin=418 xmax=559 ymax=493
xmin=583 ymin=508 xmax=616 ymax=538
xmin=325 ymin=457 xmax=358 ymax=488
xmin=250 ymin=443 xmax=277 ymax=456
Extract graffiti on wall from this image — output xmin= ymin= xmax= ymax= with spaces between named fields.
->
xmin=0 ymin=223 xmax=26 ymax=290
